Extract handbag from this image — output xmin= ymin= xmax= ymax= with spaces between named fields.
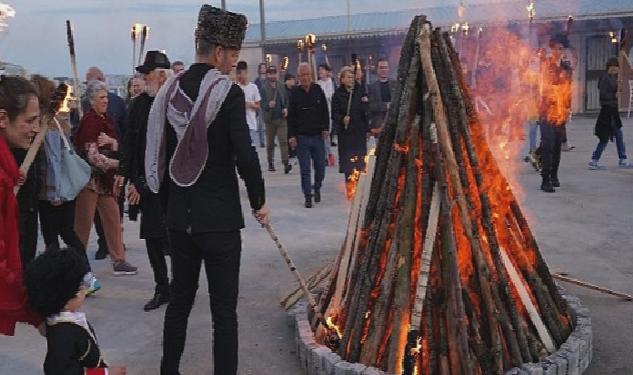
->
xmin=53 ymin=118 xmax=92 ymax=201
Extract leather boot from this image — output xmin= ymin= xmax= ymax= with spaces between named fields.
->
xmin=304 ymin=195 xmax=313 ymax=208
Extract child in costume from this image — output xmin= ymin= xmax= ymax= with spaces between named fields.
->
xmin=24 ymin=249 xmax=126 ymax=375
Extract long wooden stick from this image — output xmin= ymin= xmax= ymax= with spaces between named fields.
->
xmin=553 ymin=273 xmax=633 ymax=301
xmin=13 ymin=118 xmax=49 ymax=195
xmin=66 ymin=20 xmax=82 ymax=119
xmin=264 ymin=224 xmax=323 ymax=322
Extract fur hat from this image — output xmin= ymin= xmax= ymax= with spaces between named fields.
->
xmin=195 ymin=5 xmax=247 ymax=50
xmin=24 ymin=249 xmax=89 ymax=317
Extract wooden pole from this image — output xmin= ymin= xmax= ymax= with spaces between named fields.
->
xmin=553 ymin=273 xmax=633 ymax=301
xmin=66 ymin=20 xmax=82 ymax=119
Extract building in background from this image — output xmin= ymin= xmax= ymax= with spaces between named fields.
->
xmin=243 ymin=0 xmax=633 ymax=114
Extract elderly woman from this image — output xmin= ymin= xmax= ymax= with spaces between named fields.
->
xmin=331 ymin=66 xmax=370 ymax=198
xmin=73 ymin=80 xmax=137 ymax=276
xmin=0 ymin=76 xmax=42 ymax=335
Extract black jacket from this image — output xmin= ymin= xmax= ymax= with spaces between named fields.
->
xmin=287 ymin=83 xmax=329 ymax=138
xmin=120 ymin=93 xmax=168 ymax=239
xmin=367 ymin=79 xmax=398 ymax=129
xmin=599 ymin=73 xmax=619 ymax=108
xmin=332 ymin=84 xmax=370 ymax=176
xmin=163 ymin=63 xmax=266 ymax=234
xmin=44 ymin=322 xmax=106 ymax=375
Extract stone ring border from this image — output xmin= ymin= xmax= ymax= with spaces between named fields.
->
xmin=287 ymin=286 xmax=591 ymax=375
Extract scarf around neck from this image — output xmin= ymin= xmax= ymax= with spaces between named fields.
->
xmin=145 ymin=68 xmax=232 ymax=193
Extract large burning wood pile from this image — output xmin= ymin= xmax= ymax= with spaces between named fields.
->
xmin=313 ymin=16 xmax=573 ymax=375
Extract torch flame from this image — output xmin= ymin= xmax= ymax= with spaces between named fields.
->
xmin=527 ymin=1 xmax=535 ymax=22
xmin=326 ymin=316 xmax=343 ymax=339
xmin=59 ymin=85 xmax=72 ymax=113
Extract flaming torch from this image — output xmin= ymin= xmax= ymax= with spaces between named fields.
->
xmin=321 ymin=43 xmax=330 ymax=67
xmin=131 ymin=24 xmax=142 ymax=73
xmin=138 ymin=25 xmax=150 ymax=66
xmin=345 ymin=53 xmax=359 ymax=130
xmin=296 ymin=39 xmax=305 ymax=64
xmin=280 ymin=56 xmax=289 ymax=73
xmin=0 ymin=3 xmax=15 ymax=31
xmin=527 ymin=1 xmax=536 ymax=24
xmin=305 ymin=33 xmax=317 ymax=81
xmin=66 ymin=20 xmax=82 ymax=119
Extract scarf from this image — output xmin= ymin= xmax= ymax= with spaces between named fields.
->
xmin=145 ymin=68 xmax=232 ymax=193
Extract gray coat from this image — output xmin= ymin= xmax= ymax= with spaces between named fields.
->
xmin=367 ymin=79 xmax=398 ymax=129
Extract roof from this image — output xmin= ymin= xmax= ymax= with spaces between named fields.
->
xmin=246 ymin=0 xmax=633 ymax=42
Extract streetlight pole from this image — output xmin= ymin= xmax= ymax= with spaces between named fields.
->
xmin=221 ymin=0 xmax=226 ymax=10
xmin=260 ymin=0 xmax=266 ymax=63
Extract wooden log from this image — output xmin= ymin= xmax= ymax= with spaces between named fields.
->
xmin=282 ymin=261 xmax=333 ymax=310
xmin=386 ymin=118 xmax=421 ymax=374
xmin=420 ymin=25 xmax=503 ymax=374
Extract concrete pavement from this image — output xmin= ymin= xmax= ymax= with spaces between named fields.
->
xmin=1 ymin=116 xmax=632 ymax=374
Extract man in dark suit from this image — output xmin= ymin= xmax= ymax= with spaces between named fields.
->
xmin=144 ymin=5 xmax=269 ymax=375
xmin=367 ymin=58 xmax=397 ymax=134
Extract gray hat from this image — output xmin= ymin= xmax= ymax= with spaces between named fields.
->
xmin=195 ymin=5 xmax=247 ymax=50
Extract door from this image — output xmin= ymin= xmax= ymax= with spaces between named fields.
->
xmin=585 ymin=35 xmax=615 ymax=111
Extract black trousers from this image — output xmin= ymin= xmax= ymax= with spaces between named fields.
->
xmin=18 ymin=209 xmax=38 ymax=267
xmin=94 ymin=212 xmax=108 ymax=251
xmin=539 ymin=122 xmax=563 ymax=183
xmin=39 ymin=200 xmax=90 ymax=270
xmin=161 ymin=230 xmax=241 ymax=375
xmin=146 ymin=237 xmax=169 ymax=290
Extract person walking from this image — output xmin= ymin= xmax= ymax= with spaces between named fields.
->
xmin=143 ymin=6 xmax=269 ymax=375
xmin=332 ymin=66 xmax=370 ymax=198
xmin=588 ymin=57 xmax=633 ymax=170
xmin=73 ymin=80 xmax=138 ymax=276
xmin=235 ymin=61 xmax=261 ymax=147
xmin=367 ymin=58 xmax=397 ymax=134
xmin=260 ymin=65 xmax=291 ymax=173
xmin=120 ymin=51 xmax=173 ymax=311
xmin=288 ymin=63 xmax=330 ymax=208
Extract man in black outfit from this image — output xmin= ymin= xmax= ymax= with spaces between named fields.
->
xmin=144 ymin=5 xmax=269 ymax=375
xmin=367 ymin=58 xmax=397 ymax=133
xmin=119 ymin=50 xmax=172 ymax=312
xmin=288 ymin=62 xmax=330 ymax=208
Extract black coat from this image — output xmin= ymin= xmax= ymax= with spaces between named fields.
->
xmin=594 ymin=105 xmax=622 ymax=143
xmin=120 ymin=93 xmax=168 ymax=239
xmin=331 ymin=84 xmax=370 ymax=176
xmin=44 ymin=322 xmax=106 ymax=375
xmin=287 ymin=83 xmax=330 ymax=138
xmin=162 ymin=63 xmax=266 ymax=234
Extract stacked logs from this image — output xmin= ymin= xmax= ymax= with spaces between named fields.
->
xmin=314 ymin=17 xmax=573 ymax=375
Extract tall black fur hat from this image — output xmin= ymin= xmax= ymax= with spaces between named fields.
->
xmin=195 ymin=5 xmax=247 ymax=50
xmin=24 ymin=249 xmax=89 ymax=317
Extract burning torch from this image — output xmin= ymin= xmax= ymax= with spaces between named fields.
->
xmin=138 ymin=25 xmax=150 ymax=66
xmin=527 ymin=1 xmax=535 ymax=24
xmin=321 ymin=43 xmax=330 ymax=67
xmin=0 ymin=3 xmax=16 ymax=31
xmin=305 ymin=33 xmax=317 ymax=81
xmin=66 ymin=20 xmax=82 ymax=119
xmin=280 ymin=56 xmax=289 ymax=73
xmin=131 ymin=24 xmax=141 ymax=73
xmin=296 ymin=39 xmax=305 ymax=64
xmin=345 ymin=53 xmax=359 ymax=130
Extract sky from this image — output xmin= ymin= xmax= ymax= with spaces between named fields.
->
xmin=0 ymin=0 xmax=509 ymax=77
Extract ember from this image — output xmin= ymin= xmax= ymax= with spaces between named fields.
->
xmin=313 ymin=16 xmax=573 ymax=375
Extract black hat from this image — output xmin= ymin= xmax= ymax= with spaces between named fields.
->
xmin=195 ymin=5 xmax=247 ymax=50
xmin=284 ymin=73 xmax=295 ymax=81
xmin=136 ymin=50 xmax=171 ymax=74
xmin=267 ymin=65 xmax=277 ymax=73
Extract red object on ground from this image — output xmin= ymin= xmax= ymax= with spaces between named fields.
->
xmin=0 ymin=137 xmax=41 ymax=336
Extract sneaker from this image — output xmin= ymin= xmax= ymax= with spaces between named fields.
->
xmin=284 ymin=164 xmax=292 ymax=174
xmin=268 ymin=163 xmax=276 ymax=172
xmin=314 ymin=190 xmax=321 ymax=203
xmin=95 ymin=247 xmax=108 ymax=260
xmin=541 ymin=182 xmax=555 ymax=193
xmin=618 ymin=159 xmax=633 ymax=168
xmin=86 ymin=276 xmax=101 ymax=296
xmin=113 ymin=261 xmax=138 ymax=276
xmin=588 ymin=160 xmax=606 ymax=170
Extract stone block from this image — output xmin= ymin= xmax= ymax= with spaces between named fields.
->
xmin=520 ymin=363 xmax=544 ymax=375
xmin=322 ymin=352 xmax=342 ymax=374
xmin=348 ymin=363 xmax=367 ymax=374
xmin=334 ymin=361 xmax=354 ymax=375
xmin=361 ymin=368 xmax=384 ymax=375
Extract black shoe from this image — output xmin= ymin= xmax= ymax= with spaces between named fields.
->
xmin=144 ymin=288 xmax=170 ymax=312
xmin=284 ymin=164 xmax=292 ymax=174
xmin=305 ymin=195 xmax=313 ymax=208
xmin=541 ymin=182 xmax=555 ymax=193
xmin=331 ymin=142 xmax=337 ymax=147
xmin=95 ymin=247 xmax=108 ymax=260
xmin=314 ymin=190 xmax=321 ymax=203
xmin=268 ymin=163 xmax=276 ymax=172
xmin=551 ymin=178 xmax=560 ymax=188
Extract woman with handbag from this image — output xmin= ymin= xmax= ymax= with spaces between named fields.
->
xmin=73 ymin=80 xmax=137 ymax=276
xmin=31 ymin=77 xmax=100 ymax=293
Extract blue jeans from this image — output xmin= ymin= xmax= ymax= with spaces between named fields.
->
xmin=528 ymin=121 xmax=539 ymax=152
xmin=256 ymin=110 xmax=265 ymax=146
xmin=297 ymin=135 xmax=326 ymax=196
xmin=592 ymin=127 xmax=627 ymax=161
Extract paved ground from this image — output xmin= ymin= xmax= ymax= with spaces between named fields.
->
xmin=1 ymin=117 xmax=632 ymax=374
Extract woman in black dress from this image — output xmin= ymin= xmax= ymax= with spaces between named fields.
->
xmin=331 ymin=66 xmax=370 ymax=198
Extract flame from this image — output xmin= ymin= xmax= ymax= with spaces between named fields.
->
xmin=59 ymin=85 xmax=72 ymax=113
xmin=326 ymin=316 xmax=343 ymax=339
xmin=345 ymin=149 xmax=375 ymax=201
xmin=526 ymin=1 xmax=535 ymax=22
